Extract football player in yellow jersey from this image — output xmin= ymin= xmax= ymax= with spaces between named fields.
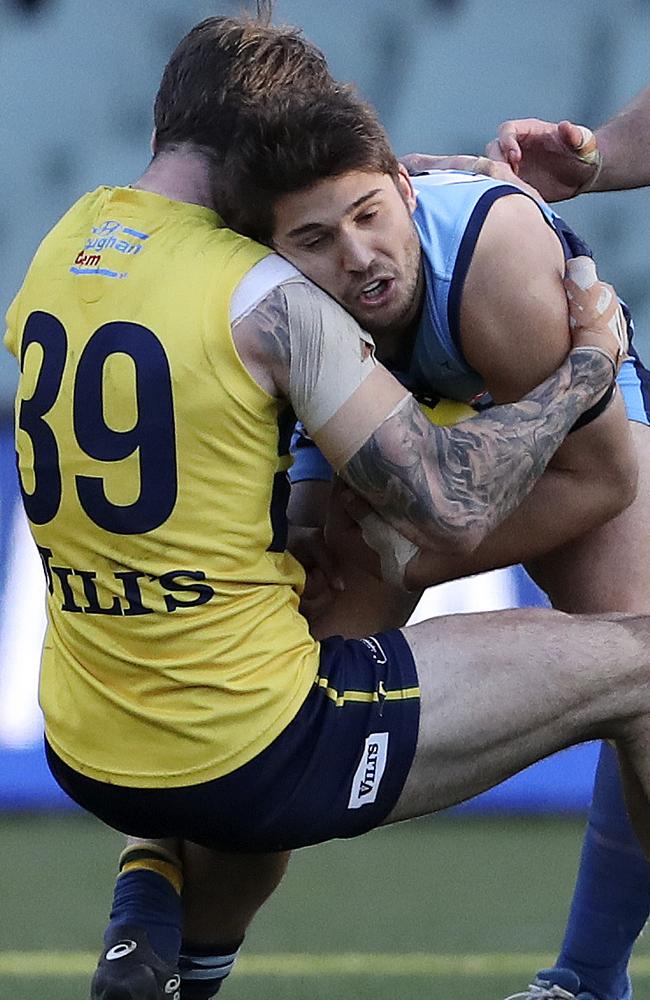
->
xmin=6 ymin=13 xmax=650 ymax=1000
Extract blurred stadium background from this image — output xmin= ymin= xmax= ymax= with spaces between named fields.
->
xmin=2 ymin=0 xmax=650 ymax=996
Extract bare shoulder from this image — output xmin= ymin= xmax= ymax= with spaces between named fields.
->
xmin=467 ymin=193 xmax=565 ymax=293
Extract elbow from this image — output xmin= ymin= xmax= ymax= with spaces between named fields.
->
xmin=602 ymin=463 xmax=639 ymax=518
xmin=579 ymin=458 xmax=639 ymax=530
xmin=450 ymin=520 xmax=496 ymax=556
xmin=600 ymin=439 xmax=640 ymax=517
xmin=620 ymin=459 xmax=639 ymax=511
xmin=417 ymin=518 xmax=488 ymax=560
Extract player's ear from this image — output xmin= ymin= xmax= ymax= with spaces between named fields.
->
xmin=396 ymin=163 xmax=417 ymax=214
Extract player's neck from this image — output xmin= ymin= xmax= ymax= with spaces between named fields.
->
xmin=132 ymin=150 xmax=217 ymax=211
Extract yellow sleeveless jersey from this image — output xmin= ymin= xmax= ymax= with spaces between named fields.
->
xmin=4 ymin=186 xmax=320 ymax=787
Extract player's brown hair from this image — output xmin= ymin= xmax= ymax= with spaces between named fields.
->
xmin=223 ymin=87 xmax=401 ymax=244
xmin=153 ymin=6 xmax=399 ymax=239
xmin=153 ymin=6 xmax=333 ymax=158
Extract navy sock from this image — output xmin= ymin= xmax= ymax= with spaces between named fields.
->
xmin=107 ymin=868 xmax=183 ymax=965
xmin=179 ymin=940 xmax=242 ymax=999
xmin=556 ymin=741 xmax=650 ymax=1000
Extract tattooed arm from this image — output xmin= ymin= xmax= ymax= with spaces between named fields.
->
xmin=343 ymin=348 xmax=614 ymax=552
xmin=232 ymin=267 xmax=617 ymax=558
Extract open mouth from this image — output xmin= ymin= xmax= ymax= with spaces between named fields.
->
xmin=359 ymin=277 xmax=394 ymax=306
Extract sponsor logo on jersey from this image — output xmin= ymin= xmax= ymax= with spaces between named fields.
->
xmin=85 ymin=219 xmax=150 ymax=255
xmin=73 ymin=250 xmax=102 ymax=269
xmin=348 ymin=732 xmax=389 ymax=809
xmin=92 ymin=220 xmax=121 ymax=236
xmin=70 ymin=219 xmax=151 ymax=278
xmin=360 ymin=636 xmax=387 ymax=665
xmin=36 ymin=545 xmax=216 ymax=616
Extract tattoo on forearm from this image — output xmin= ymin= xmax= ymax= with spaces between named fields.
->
xmin=343 ymin=348 xmax=613 ymax=549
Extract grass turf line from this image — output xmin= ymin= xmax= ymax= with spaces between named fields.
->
xmin=5 ymin=952 xmax=650 ymax=978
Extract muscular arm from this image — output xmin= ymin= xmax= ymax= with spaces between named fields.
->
xmin=233 ymin=275 xmax=616 ymax=557
xmin=488 ymin=88 xmax=650 ymax=200
xmin=457 ymin=194 xmax=637 ymax=557
xmin=405 ymin=400 xmax=632 ymax=588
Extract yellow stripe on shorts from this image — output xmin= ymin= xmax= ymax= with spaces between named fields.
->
xmin=314 ymin=674 xmax=420 ymax=707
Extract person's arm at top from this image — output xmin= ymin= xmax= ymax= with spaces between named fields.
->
xmin=231 ymin=269 xmax=619 ymax=560
xmin=485 ymin=86 xmax=650 ymax=201
xmin=398 ymin=152 xmax=543 ymax=202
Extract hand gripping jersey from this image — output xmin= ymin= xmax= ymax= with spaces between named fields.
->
xmin=4 ymin=187 xmax=320 ymax=787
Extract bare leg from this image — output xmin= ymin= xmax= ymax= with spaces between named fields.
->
xmin=181 ymin=845 xmax=290 ymax=946
xmin=524 ymin=422 xmax=650 ymax=997
xmin=528 ymin=424 xmax=650 ymax=615
xmin=616 ymin=746 xmax=650 ymax=852
xmin=170 ymin=608 xmax=650 ymax=986
xmin=386 ymin=608 xmax=650 ymax=838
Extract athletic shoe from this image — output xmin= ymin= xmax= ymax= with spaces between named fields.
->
xmin=502 ymin=964 xmax=633 ymax=1000
xmin=90 ymin=924 xmax=180 ymax=1000
xmin=502 ymin=967 xmax=586 ymax=999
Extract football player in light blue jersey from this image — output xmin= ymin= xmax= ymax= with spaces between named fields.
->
xmin=221 ymin=87 xmax=650 ymax=1000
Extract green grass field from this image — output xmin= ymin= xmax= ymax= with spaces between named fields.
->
xmin=3 ymin=812 xmax=650 ymax=1000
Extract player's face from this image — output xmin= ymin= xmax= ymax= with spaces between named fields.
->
xmin=271 ymin=166 xmax=423 ymax=337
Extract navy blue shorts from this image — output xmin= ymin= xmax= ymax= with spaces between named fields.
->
xmin=45 ymin=629 xmax=420 ymax=853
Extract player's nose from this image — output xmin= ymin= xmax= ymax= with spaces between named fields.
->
xmin=340 ymin=234 xmax=374 ymax=272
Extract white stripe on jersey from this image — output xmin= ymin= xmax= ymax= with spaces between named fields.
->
xmin=414 ymin=169 xmax=494 ymax=188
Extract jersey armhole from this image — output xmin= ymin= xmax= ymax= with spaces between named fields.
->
xmin=446 ymin=185 xmax=537 ymax=359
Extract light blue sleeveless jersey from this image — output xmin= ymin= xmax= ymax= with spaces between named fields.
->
xmin=409 ymin=170 xmax=649 ymax=423
xmin=411 ymin=171 xmax=581 ymax=405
